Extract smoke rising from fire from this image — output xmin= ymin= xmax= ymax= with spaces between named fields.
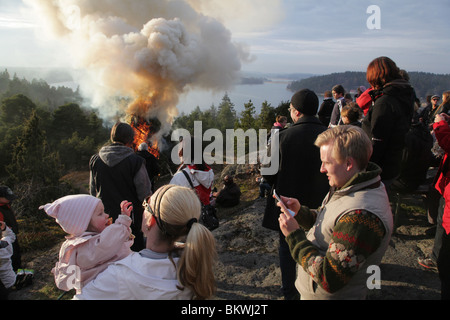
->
xmin=24 ymin=0 xmax=283 ymax=139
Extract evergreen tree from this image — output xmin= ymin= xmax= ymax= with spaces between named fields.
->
xmin=201 ymin=105 xmax=217 ymax=131
xmin=239 ymin=100 xmax=257 ymax=131
xmin=275 ymin=101 xmax=291 ymax=122
xmin=257 ymin=101 xmax=276 ymax=130
xmin=86 ymin=111 xmax=109 ymax=146
xmin=216 ymin=93 xmax=237 ymax=134
xmin=0 ymin=94 xmax=36 ymax=127
xmin=0 ymin=69 xmax=10 ymax=93
xmin=59 ymin=132 xmax=96 ymax=170
xmin=6 ymin=110 xmax=61 ymax=186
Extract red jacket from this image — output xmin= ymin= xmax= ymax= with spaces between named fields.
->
xmin=433 ymin=120 xmax=450 ymax=234
xmin=356 ymin=88 xmax=373 ymax=116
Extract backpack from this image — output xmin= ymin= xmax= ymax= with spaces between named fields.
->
xmin=181 ymin=170 xmax=219 ymax=231
xmin=393 ymin=122 xmax=433 ymax=192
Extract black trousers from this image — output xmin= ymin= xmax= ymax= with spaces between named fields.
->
xmin=438 ymin=231 xmax=450 ymax=300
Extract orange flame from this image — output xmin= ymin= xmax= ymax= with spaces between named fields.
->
xmin=130 ymin=117 xmax=160 ymax=159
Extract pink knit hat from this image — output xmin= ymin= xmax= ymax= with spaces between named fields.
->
xmin=40 ymin=195 xmax=102 ymax=236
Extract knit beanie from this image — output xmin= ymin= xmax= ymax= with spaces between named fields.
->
xmin=290 ymin=89 xmax=319 ymax=116
xmin=39 ymin=195 xmax=102 ymax=236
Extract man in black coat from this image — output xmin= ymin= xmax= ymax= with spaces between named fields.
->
xmin=263 ymin=89 xmax=330 ymax=300
xmin=317 ymin=90 xmax=334 ymax=126
xmin=137 ymin=143 xmax=160 ymax=192
xmin=90 ymin=122 xmax=152 ymax=251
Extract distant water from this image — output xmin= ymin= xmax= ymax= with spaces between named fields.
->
xmin=177 ymin=79 xmax=295 ymax=114
xmin=51 ymin=79 xmax=326 ymax=116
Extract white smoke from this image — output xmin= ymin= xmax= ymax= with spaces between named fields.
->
xmin=23 ymin=0 xmax=283 ymax=138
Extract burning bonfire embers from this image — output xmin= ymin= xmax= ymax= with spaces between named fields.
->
xmin=129 ymin=116 xmax=160 ymax=159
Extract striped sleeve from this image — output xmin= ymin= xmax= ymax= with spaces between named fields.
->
xmin=286 ymin=209 xmax=386 ymax=293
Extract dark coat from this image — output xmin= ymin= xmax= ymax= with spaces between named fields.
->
xmin=362 ymin=79 xmax=416 ymax=181
xmin=90 ymin=144 xmax=151 ymax=251
xmin=263 ymin=116 xmax=330 ymax=231
xmin=216 ymin=183 xmax=241 ymax=208
xmin=136 ymin=150 xmax=160 ymax=192
xmin=318 ymin=98 xmax=335 ymax=126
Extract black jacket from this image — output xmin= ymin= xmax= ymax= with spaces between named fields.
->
xmin=216 ymin=183 xmax=241 ymax=207
xmin=318 ymin=98 xmax=335 ymax=126
xmin=137 ymin=150 xmax=160 ymax=192
xmin=90 ymin=144 xmax=152 ymax=251
xmin=362 ymin=79 xmax=415 ymax=181
xmin=263 ymin=116 xmax=329 ymax=230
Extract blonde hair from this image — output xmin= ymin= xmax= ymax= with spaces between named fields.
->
xmin=441 ymin=91 xmax=450 ymax=107
xmin=145 ymin=185 xmax=217 ymax=300
xmin=315 ymin=126 xmax=373 ymax=170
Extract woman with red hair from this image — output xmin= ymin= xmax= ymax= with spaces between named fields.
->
xmin=361 ymin=56 xmax=416 ymax=192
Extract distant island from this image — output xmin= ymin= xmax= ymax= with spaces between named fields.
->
xmin=239 ymin=77 xmax=266 ymax=85
xmin=287 ymin=71 xmax=450 ymax=100
xmin=3 ymin=66 xmax=449 ymax=101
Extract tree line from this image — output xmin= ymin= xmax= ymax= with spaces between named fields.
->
xmin=0 ymin=69 xmax=83 ymax=111
xmin=173 ymin=93 xmax=290 ymax=134
xmin=0 ymin=72 xmax=291 ymax=220
xmin=0 ymin=71 xmax=110 ymax=220
xmin=288 ymin=71 xmax=450 ymax=100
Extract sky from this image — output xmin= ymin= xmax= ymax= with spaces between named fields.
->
xmin=0 ymin=0 xmax=449 ymax=76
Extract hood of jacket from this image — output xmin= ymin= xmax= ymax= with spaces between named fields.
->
xmin=114 ymin=252 xmax=192 ymax=300
xmin=187 ymin=165 xmax=214 ymax=189
xmin=371 ymin=79 xmax=415 ymax=118
xmin=99 ymin=144 xmax=135 ymax=167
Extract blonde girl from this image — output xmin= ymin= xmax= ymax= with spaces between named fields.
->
xmin=75 ymin=185 xmax=217 ymax=300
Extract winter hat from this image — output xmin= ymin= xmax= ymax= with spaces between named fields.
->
xmin=39 ymin=195 xmax=102 ymax=236
xmin=290 ymin=89 xmax=319 ymax=116
xmin=0 ymin=186 xmax=17 ymax=201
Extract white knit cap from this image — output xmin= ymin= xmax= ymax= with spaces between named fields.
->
xmin=39 ymin=195 xmax=102 ymax=236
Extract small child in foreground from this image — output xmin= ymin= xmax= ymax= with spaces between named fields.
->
xmin=40 ymin=194 xmax=134 ymax=294
xmin=0 ymin=221 xmax=16 ymax=299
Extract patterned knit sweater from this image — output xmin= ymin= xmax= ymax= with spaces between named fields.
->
xmin=285 ymin=169 xmax=387 ymax=294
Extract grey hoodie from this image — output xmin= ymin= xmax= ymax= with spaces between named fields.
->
xmin=90 ymin=145 xmax=152 ymax=204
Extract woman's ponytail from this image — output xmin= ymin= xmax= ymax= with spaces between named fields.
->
xmin=178 ymin=222 xmax=217 ymax=300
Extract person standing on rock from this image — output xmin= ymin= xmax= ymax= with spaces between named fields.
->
xmin=89 ymin=122 xmax=152 ymax=252
xmin=277 ymin=125 xmax=393 ymax=300
xmin=430 ymin=112 xmax=450 ymax=299
xmin=262 ymin=89 xmax=329 ymax=300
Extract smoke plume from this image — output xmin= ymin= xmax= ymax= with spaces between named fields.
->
xmin=24 ymin=0 xmax=281 ymax=139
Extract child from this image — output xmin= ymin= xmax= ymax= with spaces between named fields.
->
xmin=39 ymin=194 xmax=134 ymax=294
xmin=341 ymin=102 xmax=363 ymax=127
xmin=75 ymin=185 xmax=217 ymax=300
xmin=0 ymin=186 xmax=21 ymax=271
xmin=0 ymin=221 xmax=16 ymax=299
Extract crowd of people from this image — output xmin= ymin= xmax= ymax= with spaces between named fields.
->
xmin=264 ymin=56 xmax=450 ymax=300
xmin=1 ymin=55 xmax=450 ymax=300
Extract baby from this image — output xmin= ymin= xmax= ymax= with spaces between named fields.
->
xmin=40 ymin=194 xmax=134 ymax=294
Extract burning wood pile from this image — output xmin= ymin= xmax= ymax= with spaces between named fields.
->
xmin=129 ymin=116 xmax=160 ymax=159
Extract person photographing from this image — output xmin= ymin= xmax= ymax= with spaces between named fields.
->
xmin=277 ymin=125 xmax=393 ymax=300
